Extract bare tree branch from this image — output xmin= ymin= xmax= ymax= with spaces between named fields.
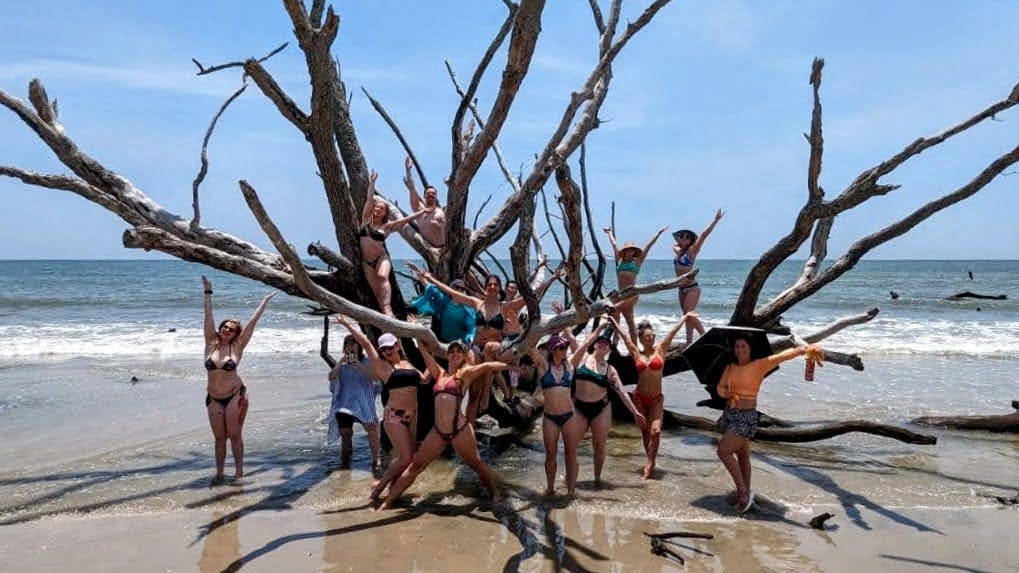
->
xmin=243 ymin=59 xmax=310 ymax=133
xmin=757 ymin=143 xmax=1019 ymax=323
xmin=192 ymin=42 xmax=288 ymax=76
xmin=239 ymin=180 xmax=440 ymax=346
xmin=445 ymin=0 xmax=547 ymax=270
xmin=806 ymin=57 xmax=825 ymax=203
xmin=471 ymin=0 xmax=674 ymax=262
xmin=361 ymin=87 xmax=430 ymax=188
xmin=191 ymin=81 xmax=248 ymax=229
xmin=801 ymin=307 xmax=880 ymax=343
xmin=473 ymin=193 xmax=493 ymax=229
xmin=449 ymin=1 xmax=518 ymax=178
xmin=556 ymin=163 xmax=591 ymax=319
xmin=580 ymin=144 xmax=608 ymax=301
xmin=445 ymin=61 xmax=520 ymax=193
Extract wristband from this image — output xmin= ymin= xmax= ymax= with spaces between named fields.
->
xmin=204 ymin=290 xmax=213 ymax=295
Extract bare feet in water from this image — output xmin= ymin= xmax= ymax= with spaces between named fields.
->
xmin=642 ymin=463 xmax=655 ymax=480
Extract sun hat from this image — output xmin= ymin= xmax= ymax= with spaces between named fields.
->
xmin=377 ymin=333 xmax=399 ymax=348
xmin=620 ymin=241 xmax=642 ymax=256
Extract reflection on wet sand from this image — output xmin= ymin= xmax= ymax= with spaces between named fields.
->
xmin=198 ymin=511 xmax=240 ymax=573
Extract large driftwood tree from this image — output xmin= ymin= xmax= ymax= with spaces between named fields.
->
xmin=3 ymin=2 xmax=1018 ymax=435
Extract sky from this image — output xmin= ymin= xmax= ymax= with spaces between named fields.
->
xmin=1 ymin=0 xmax=1017 ymax=261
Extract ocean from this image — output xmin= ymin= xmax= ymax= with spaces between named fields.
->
xmin=1 ymin=259 xmax=1017 ymax=563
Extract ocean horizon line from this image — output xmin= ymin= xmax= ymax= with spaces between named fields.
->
xmin=2 ymin=257 xmax=1018 ymax=263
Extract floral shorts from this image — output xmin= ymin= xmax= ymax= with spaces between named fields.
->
xmin=716 ymin=406 xmax=760 ymax=438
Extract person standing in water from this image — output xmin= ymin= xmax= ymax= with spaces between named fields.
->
xmin=672 ymin=209 xmax=724 ymax=344
xmin=325 ymin=331 xmax=382 ymax=473
xmin=201 ymin=275 xmax=275 ymax=484
xmin=715 ymin=337 xmax=824 ymax=512
xmin=379 ymin=340 xmax=510 ymax=509
xmin=609 ymin=313 xmax=700 ymax=479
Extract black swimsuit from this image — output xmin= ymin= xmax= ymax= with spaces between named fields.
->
xmin=573 ymin=364 xmax=611 ymax=421
xmin=205 ymin=346 xmax=244 ymax=408
xmin=475 ymin=304 xmax=505 ymax=331
xmin=359 ymin=226 xmax=389 ymax=269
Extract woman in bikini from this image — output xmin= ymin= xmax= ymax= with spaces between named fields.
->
xmin=603 ymin=226 xmax=667 ymax=340
xmin=379 ymin=339 xmax=510 ymax=509
xmin=569 ymin=322 xmax=647 ymax=486
xmin=529 ymin=332 xmax=583 ymax=497
xmin=716 ymin=337 xmax=824 ymax=512
xmin=416 ymin=272 xmax=523 ymax=418
xmin=672 ymin=209 xmax=724 ymax=344
xmin=333 ymin=315 xmax=431 ymax=500
xmin=360 ymin=170 xmax=427 ymax=317
xmin=201 ymin=275 xmax=275 ymax=484
xmin=608 ymin=313 xmax=700 ymax=479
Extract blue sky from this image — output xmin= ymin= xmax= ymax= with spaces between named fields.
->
xmin=1 ymin=0 xmax=1017 ymax=260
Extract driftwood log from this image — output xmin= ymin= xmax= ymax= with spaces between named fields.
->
xmin=660 ymin=409 xmax=937 ymax=445
xmin=910 ymin=401 xmax=1019 ymax=433
xmin=944 ymin=291 xmax=1008 ymax=301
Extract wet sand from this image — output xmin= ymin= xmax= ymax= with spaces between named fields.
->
xmin=2 ymin=501 xmax=1017 ymax=572
xmin=2 ymin=355 xmax=1018 ymax=571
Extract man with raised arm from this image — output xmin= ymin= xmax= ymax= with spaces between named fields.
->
xmin=404 ymin=156 xmax=447 ymax=248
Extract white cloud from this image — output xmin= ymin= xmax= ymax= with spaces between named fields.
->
xmin=0 ymin=58 xmax=244 ymax=97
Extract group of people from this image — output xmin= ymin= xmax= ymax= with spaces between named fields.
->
xmin=199 ymin=177 xmax=825 ymax=513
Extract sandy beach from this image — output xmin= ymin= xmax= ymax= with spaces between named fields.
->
xmin=2 ymin=354 xmax=1017 ymax=572
xmin=2 ymin=490 xmax=1016 ymax=572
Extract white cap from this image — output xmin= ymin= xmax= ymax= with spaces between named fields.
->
xmin=377 ymin=333 xmax=399 ymax=349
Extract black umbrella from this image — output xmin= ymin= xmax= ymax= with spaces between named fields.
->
xmin=680 ymin=326 xmax=776 ymax=410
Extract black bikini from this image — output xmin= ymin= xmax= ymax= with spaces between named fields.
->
xmin=386 ymin=368 xmax=422 ymax=390
xmin=359 ymin=226 xmax=389 ymax=269
xmin=475 ymin=304 xmax=505 ymax=331
xmin=573 ymin=364 xmax=611 ymax=421
xmin=205 ymin=346 xmax=244 ymax=408
xmin=206 ymin=385 xmax=245 ymax=408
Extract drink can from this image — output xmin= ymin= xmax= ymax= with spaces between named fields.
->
xmin=804 ymin=357 xmax=815 ymax=382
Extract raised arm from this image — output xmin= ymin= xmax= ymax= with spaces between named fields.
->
xmin=421 ymin=271 xmax=482 ymax=307
xmin=461 ymin=361 xmax=511 ymax=387
xmin=606 ymin=315 xmax=639 ymax=358
xmin=404 ymin=156 xmax=423 ymax=212
xmin=608 ymin=367 xmax=647 ymax=428
xmin=418 ymin=343 xmax=443 ymax=380
xmin=689 ymin=209 xmax=724 ymax=257
xmin=658 ymin=312 xmax=699 ymax=354
xmin=380 ymin=208 xmax=427 ymax=234
xmin=762 ymin=344 xmax=823 ymax=370
xmin=602 ymin=226 xmax=620 ymax=259
xmin=333 ymin=315 xmax=387 ymax=378
xmin=360 ymin=170 xmax=379 ymax=228
xmin=236 ymin=292 xmax=276 ymax=351
xmin=201 ymin=276 xmax=216 ymax=344
xmin=570 ymin=322 xmax=607 ymax=369
xmin=639 ymin=226 xmax=668 ymax=264
xmin=321 ymin=315 xmax=337 ymax=369
xmin=528 ymin=347 xmax=548 ymax=378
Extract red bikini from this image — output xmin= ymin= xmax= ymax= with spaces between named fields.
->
xmin=634 ymin=355 xmax=664 ymax=374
